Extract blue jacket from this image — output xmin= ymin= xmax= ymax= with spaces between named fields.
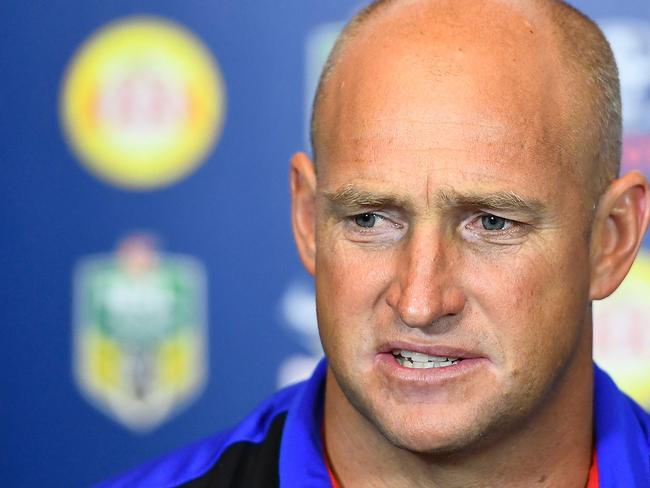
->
xmin=98 ymin=360 xmax=650 ymax=487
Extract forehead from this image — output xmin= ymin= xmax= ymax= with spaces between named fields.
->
xmin=316 ymin=1 xmax=581 ymax=201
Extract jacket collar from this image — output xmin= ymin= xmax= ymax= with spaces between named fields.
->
xmin=278 ymin=359 xmax=650 ymax=486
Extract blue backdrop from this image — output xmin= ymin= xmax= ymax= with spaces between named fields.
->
xmin=2 ymin=1 xmax=650 ymax=486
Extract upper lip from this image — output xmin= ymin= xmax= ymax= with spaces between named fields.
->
xmin=379 ymin=341 xmax=485 ymax=359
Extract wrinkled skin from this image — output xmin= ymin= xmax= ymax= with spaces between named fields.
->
xmin=290 ymin=1 xmax=650 ymax=486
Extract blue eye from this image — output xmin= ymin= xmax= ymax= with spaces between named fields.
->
xmin=354 ymin=213 xmax=377 ymax=228
xmin=481 ymin=215 xmax=506 ymax=230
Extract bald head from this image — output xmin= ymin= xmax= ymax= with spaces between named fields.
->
xmin=310 ymin=0 xmax=620 ymax=199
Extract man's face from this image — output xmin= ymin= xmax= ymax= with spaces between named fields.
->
xmin=310 ymin=4 xmax=595 ymax=454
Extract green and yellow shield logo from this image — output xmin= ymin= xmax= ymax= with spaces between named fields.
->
xmin=73 ymin=234 xmax=207 ymax=431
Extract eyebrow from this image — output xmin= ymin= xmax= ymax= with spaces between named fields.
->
xmin=434 ymin=188 xmax=546 ymax=217
xmin=322 ymin=184 xmax=413 ymax=211
xmin=322 ymin=184 xmax=546 ymax=219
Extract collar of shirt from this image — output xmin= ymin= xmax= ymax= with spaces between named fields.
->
xmin=593 ymin=364 xmax=650 ymax=486
xmin=278 ymin=359 xmax=649 ymax=487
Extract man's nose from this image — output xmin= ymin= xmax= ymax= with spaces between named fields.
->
xmin=386 ymin=229 xmax=466 ymax=329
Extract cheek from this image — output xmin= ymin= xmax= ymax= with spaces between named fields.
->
xmin=462 ymin=243 xmax=590 ymax=368
xmin=315 ymin=238 xmax=395 ymax=347
xmin=316 ymin=229 xmax=393 ymax=306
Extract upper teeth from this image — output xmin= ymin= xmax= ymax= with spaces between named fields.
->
xmin=392 ymin=350 xmax=460 ymax=368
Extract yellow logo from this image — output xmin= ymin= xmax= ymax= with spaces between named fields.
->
xmin=594 ymin=250 xmax=650 ymax=410
xmin=60 ymin=17 xmax=225 ymax=189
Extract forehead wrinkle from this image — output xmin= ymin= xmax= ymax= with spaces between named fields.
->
xmin=314 ymin=1 xmax=586 ymax=180
xmin=338 ymin=118 xmax=510 ymax=150
xmin=332 ymin=115 xmax=571 ymax=160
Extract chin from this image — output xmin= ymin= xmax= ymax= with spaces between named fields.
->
xmin=349 ymin=379 xmax=524 ymax=458
xmin=339 ymin=379 xmax=493 ymax=456
xmin=369 ymin=404 xmax=492 ymax=456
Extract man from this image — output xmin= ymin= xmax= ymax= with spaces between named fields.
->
xmin=100 ymin=0 xmax=650 ymax=486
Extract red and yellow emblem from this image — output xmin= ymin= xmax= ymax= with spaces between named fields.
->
xmin=61 ymin=17 xmax=225 ymax=189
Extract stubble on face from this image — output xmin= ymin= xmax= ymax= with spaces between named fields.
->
xmin=314 ymin=0 xmax=595 ymax=463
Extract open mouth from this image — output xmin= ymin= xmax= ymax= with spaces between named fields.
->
xmin=391 ymin=349 xmax=462 ymax=369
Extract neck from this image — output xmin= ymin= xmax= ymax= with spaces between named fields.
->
xmin=323 ymin=355 xmax=594 ymax=488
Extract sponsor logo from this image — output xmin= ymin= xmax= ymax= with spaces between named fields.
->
xmin=593 ymin=19 xmax=650 ymax=411
xmin=276 ymin=281 xmax=322 ymax=388
xmin=600 ymin=19 xmax=650 ymax=174
xmin=594 ymin=251 xmax=650 ymax=410
xmin=73 ymin=234 xmax=208 ymax=431
xmin=60 ymin=17 xmax=225 ymax=190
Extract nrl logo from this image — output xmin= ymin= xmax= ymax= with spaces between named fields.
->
xmin=73 ymin=234 xmax=207 ymax=432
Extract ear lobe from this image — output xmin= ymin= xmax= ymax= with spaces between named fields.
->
xmin=590 ymin=171 xmax=650 ymax=300
xmin=290 ymin=152 xmax=317 ymax=276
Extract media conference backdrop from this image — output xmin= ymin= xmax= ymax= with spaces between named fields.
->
xmin=1 ymin=1 xmax=649 ymax=486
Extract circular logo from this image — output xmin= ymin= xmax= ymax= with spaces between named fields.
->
xmin=61 ymin=17 xmax=225 ymax=189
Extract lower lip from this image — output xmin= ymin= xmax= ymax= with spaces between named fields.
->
xmin=375 ymin=352 xmax=489 ymax=384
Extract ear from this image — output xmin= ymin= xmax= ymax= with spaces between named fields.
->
xmin=290 ymin=152 xmax=317 ymax=276
xmin=590 ymin=171 xmax=650 ymax=300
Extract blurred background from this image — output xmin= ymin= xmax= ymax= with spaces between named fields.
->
xmin=1 ymin=1 xmax=649 ymax=486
